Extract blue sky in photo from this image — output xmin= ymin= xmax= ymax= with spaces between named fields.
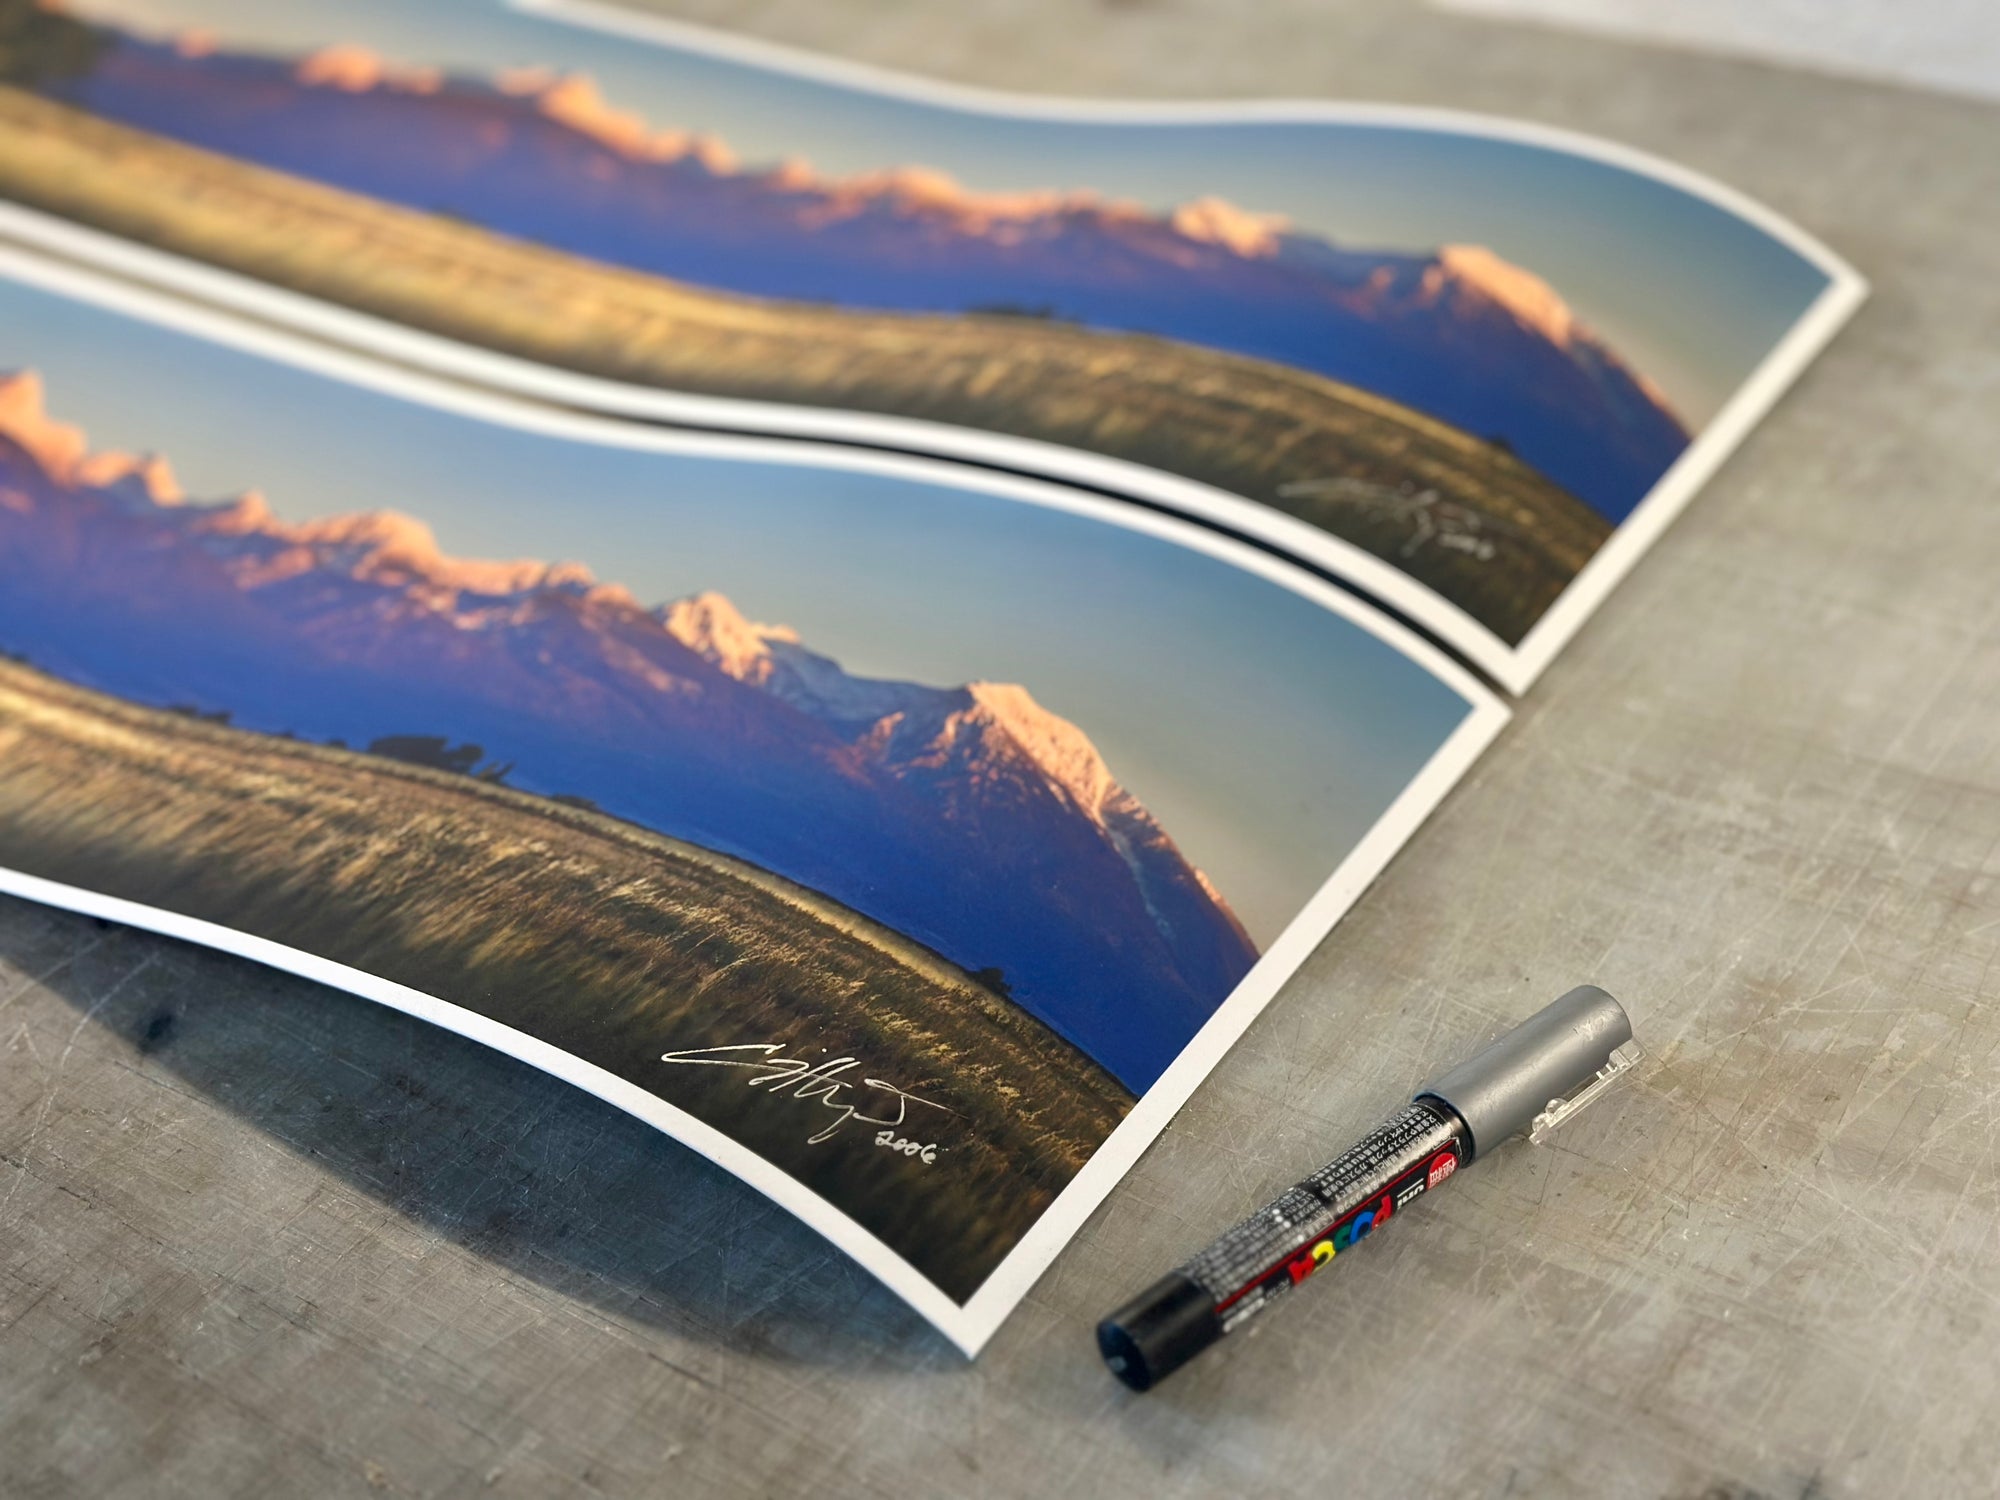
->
xmin=0 ymin=274 xmax=1477 ymax=945
xmin=67 ymin=0 xmax=1832 ymax=428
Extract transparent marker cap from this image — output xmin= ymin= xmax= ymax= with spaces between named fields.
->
xmin=1414 ymin=985 xmax=1640 ymax=1158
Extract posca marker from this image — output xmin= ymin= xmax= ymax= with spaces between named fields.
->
xmin=1097 ymin=985 xmax=1642 ymax=1391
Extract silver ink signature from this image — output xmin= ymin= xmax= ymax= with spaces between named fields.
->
xmin=1277 ymin=477 xmax=1508 ymax=562
xmin=660 ymin=1042 xmax=951 ymax=1148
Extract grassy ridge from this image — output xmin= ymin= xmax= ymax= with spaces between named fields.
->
xmin=0 ymin=87 xmax=1611 ymax=646
xmin=0 ymin=657 xmax=1134 ymax=1300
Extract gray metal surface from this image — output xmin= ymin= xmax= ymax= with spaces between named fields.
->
xmin=1419 ymin=984 xmax=1632 ymax=1154
xmin=1440 ymin=0 xmax=2000 ymax=105
xmin=5 ymin=2 xmax=2000 ymax=1495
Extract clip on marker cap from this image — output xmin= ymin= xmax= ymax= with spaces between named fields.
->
xmin=1414 ymin=984 xmax=1640 ymax=1159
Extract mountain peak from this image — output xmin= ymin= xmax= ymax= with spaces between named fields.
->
xmin=295 ymin=507 xmax=441 ymax=558
xmin=295 ymin=44 xmax=440 ymax=96
xmin=528 ymin=72 xmax=663 ymax=160
xmin=0 ymin=368 xmax=48 ymax=424
xmin=75 ymin=449 xmax=184 ymax=505
xmin=829 ymin=165 xmax=1092 ymax=226
xmin=661 ymin=590 xmax=798 ymax=680
xmin=0 ymin=373 xmax=188 ymax=508
xmin=964 ymin=680 xmax=1117 ymax=818
xmin=492 ymin=67 xmax=735 ymax=169
xmin=283 ymin=509 xmax=602 ymax=598
xmin=658 ymin=597 xmax=1128 ymax=828
xmin=1434 ymin=244 xmax=1577 ymax=347
xmin=767 ymin=155 xmax=818 ymax=191
xmin=0 ymin=369 xmax=89 ymax=482
xmin=199 ymin=489 xmax=275 ymax=533
xmin=1170 ymin=195 xmax=1288 ymax=257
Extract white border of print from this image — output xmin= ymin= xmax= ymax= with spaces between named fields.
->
xmin=0 ymin=243 xmax=1509 ymax=1356
xmin=0 ymin=0 xmax=1867 ymax=693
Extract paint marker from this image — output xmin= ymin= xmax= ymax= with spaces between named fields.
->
xmin=1097 ymin=985 xmax=1642 ymax=1391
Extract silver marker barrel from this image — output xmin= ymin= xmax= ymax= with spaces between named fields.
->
xmin=1097 ymin=985 xmax=1642 ymax=1391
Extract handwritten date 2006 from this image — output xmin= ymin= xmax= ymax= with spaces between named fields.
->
xmin=660 ymin=1042 xmax=949 ymax=1154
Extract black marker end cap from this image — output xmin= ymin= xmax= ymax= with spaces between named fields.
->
xmin=1096 ymin=1272 xmax=1220 ymax=1392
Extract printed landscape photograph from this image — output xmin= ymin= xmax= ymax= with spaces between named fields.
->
xmin=0 ymin=257 xmax=1501 ymax=1331
xmin=0 ymin=0 xmax=1858 ymax=683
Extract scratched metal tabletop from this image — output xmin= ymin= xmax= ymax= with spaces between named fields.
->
xmin=4 ymin=3 xmax=1998 ymax=1496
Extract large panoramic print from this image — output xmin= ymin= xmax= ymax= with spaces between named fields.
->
xmin=0 ymin=0 xmax=1862 ymax=689
xmin=0 ymin=248 xmax=1504 ymax=1351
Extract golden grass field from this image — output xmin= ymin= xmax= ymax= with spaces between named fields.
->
xmin=0 ymin=657 xmax=1135 ymax=1300
xmin=0 ymin=87 xmax=1612 ymax=645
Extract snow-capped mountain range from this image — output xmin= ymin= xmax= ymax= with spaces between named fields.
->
xmin=47 ymin=29 xmax=1689 ymax=521
xmin=0 ymin=371 xmax=1257 ymax=1089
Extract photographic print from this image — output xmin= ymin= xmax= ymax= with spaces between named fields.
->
xmin=0 ymin=248 xmax=1504 ymax=1349
xmin=0 ymin=0 xmax=1861 ymax=689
